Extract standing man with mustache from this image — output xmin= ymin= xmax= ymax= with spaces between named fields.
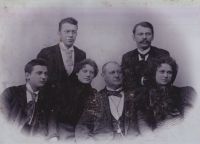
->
xmin=37 ymin=17 xmax=86 ymax=90
xmin=121 ymin=22 xmax=170 ymax=90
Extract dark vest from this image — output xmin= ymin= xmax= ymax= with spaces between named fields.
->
xmin=111 ymin=107 xmax=125 ymax=139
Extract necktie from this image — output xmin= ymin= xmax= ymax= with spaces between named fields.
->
xmin=138 ymin=51 xmax=150 ymax=61
xmin=65 ymin=50 xmax=74 ymax=75
xmin=26 ymin=89 xmax=37 ymax=125
xmin=107 ymin=90 xmax=122 ymax=98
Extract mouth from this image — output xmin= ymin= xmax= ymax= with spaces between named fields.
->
xmin=84 ymin=78 xmax=91 ymax=81
xmin=113 ymin=79 xmax=121 ymax=82
xmin=67 ymin=39 xmax=73 ymax=42
xmin=39 ymin=81 xmax=45 ymax=84
xmin=141 ymin=41 xmax=148 ymax=44
xmin=161 ymin=79 xmax=168 ymax=82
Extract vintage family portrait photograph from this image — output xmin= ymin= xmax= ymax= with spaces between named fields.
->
xmin=0 ymin=0 xmax=200 ymax=144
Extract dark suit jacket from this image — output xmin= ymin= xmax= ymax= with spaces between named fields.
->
xmin=75 ymin=88 xmax=139 ymax=142
xmin=121 ymin=46 xmax=170 ymax=90
xmin=37 ymin=44 xmax=86 ymax=89
xmin=0 ymin=85 xmax=51 ymax=137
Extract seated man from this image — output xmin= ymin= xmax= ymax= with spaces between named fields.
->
xmin=0 ymin=59 xmax=52 ymax=137
xmin=75 ymin=61 xmax=140 ymax=142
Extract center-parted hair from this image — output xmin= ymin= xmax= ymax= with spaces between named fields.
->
xmin=74 ymin=59 xmax=99 ymax=77
xmin=133 ymin=21 xmax=154 ymax=35
xmin=25 ymin=58 xmax=47 ymax=74
xmin=147 ymin=56 xmax=178 ymax=85
xmin=59 ymin=17 xmax=78 ymax=31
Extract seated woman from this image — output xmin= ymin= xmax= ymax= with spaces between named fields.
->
xmin=48 ymin=59 xmax=99 ymax=142
xmin=135 ymin=56 xmax=196 ymax=134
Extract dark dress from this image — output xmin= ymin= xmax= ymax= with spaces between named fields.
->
xmin=135 ymin=85 xmax=196 ymax=132
xmin=52 ymin=79 xmax=97 ymax=141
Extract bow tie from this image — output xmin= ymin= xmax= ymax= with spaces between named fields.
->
xmin=107 ymin=90 xmax=122 ymax=98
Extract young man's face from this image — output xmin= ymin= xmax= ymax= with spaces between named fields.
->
xmin=26 ymin=65 xmax=48 ymax=90
xmin=58 ymin=23 xmax=78 ymax=48
xmin=133 ymin=25 xmax=154 ymax=50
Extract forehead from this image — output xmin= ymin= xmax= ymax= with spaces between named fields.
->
xmin=135 ymin=25 xmax=152 ymax=33
xmin=82 ymin=64 xmax=94 ymax=71
xmin=104 ymin=63 xmax=121 ymax=73
xmin=60 ymin=23 xmax=78 ymax=31
xmin=31 ymin=65 xmax=48 ymax=73
xmin=157 ymin=63 xmax=172 ymax=71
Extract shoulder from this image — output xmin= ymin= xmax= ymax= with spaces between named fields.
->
xmin=151 ymin=46 xmax=170 ymax=55
xmin=132 ymin=87 xmax=149 ymax=103
xmin=99 ymin=87 xmax=107 ymax=95
xmin=180 ymin=86 xmax=197 ymax=103
xmin=122 ymin=49 xmax=137 ymax=58
xmin=1 ymin=85 xmax=24 ymax=100
xmin=37 ymin=44 xmax=58 ymax=56
xmin=74 ymin=46 xmax=86 ymax=55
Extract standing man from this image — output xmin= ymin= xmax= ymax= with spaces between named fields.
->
xmin=0 ymin=59 xmax=52 ymax=137
xmin=121 ymin=22 xmax=170 ymax=90
xmin=75 ymin=62 xmax=139 ymax=142
xmin=37 ymin=17 xmax=86 ymax=89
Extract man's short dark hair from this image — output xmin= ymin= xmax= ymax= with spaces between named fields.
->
xmin=132 ymin=21 xmax=154 ymax=35
xmin=25 ymin=58 xmax=47 ymax=74
xmin=59 ymin=17 xmax=78 ymax=31
xmin=74 ymin=59 xmax=99 ymax=78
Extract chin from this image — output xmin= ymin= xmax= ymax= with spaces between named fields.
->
xmin=82 ymin=81 xmax=91 ymax=84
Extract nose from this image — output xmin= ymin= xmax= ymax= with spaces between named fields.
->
xmin=68 ymin=31 xmax=73 ymax=37
xmin=142 ymin=34 xmax=147 ymax=39
xmin=163 ymin=72 xmax=168 ymax=78
xmin=86 ymin=72 xmax=91 ymax=77
xmin=114 ymin=72 xmax=119 ymax=77
xmin=41 ymin=73 xmax=46 ymax=79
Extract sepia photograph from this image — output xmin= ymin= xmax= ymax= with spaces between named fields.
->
xmin=0 ymin=0 xmax=200 ymax=143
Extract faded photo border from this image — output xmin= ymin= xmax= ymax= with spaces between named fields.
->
xmin=0 ymin=0 xmax=200 ymax=143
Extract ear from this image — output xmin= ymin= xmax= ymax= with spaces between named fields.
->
xmin=132 ymin=34 xmax=136 ymax=41
xmin=57 ymin=31 xmax=61 ymax=38
xmin=25 ymin=72 xmax=30 ymax=81
xmin=101 ymin=73 xmax=105 ymax=79
xmin=152 ymin=34 xmax=154 ymax=41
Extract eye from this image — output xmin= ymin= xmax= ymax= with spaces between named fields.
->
xmin=44 ymin=72 xmax=48 ymax=76
xmin=138 ymin=33 xmax=143 ymax=36
xmin=64 ymin=30 xmax=70 ymax=34
xmin=90 ymin=71 xmax=94 ymax=74
xmin=118 ymin=71 xmax=122 ymax=74
xmin=168 ymin=71 xmax=172 ymax=75
xmin=146 ymin=33 xmax=151 ymax=36
xmin=36 ymin=72 xmax=42 ymax=75
xmin=72 ymin=31 xmax=77 ymax=34
xmin=159 ymin=70 xmax=164 ymax=74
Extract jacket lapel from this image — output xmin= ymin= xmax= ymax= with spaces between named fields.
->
xmin=101 ymin=88 xmax=112 ymax=123
xmin=18 ymin=85 xmax=28 ymax=114
xmin=124 ymin=91 xmax=130 ymax=135
xmin=53 ymin=44 xmax=66 ymax=72
xmin=130 ymin=49 xmax=139 ymax=66
xmin=147 ymin=46 xmax=156 ymax=60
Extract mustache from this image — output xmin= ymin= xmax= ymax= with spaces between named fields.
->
xmin=139 ymin=40 xmax=149 ymax=43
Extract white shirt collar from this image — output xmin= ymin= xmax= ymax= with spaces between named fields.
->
xmin=59 ymin=42 xmax=74 ymax=51
xmin=106 ymin=87 xmax=123 ymax=92
xmin=137 ymin=47 xmax=151 ymax=55
xmin=26 ymin=83 xmax=39 ymax=102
